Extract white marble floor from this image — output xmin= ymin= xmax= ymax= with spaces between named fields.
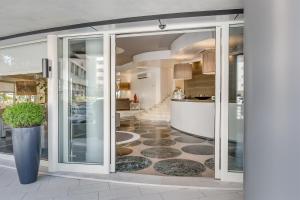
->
xmin=0 ymin=165 xmax=243 ymax=200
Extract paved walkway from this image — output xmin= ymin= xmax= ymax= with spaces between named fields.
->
xmin=0 ymin=166 xmax=243 ymax=200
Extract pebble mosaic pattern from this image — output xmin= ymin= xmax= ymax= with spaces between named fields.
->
xmin=127 ymin=140 xmax=142 ymax=147
xmin=181 ymin=145 xmax=214 ymax=155
xmin=154 ymin=159 xmax=206 ymax=176
xmin=116 ymin=117 xmax=215 ymax=177
xmin=141 ymin=147 xmax=181 ymax=159
xmin=117 ymin=147 xmax=133 ymax=156
xmin=116 ymin=156 xmax=152 ymax=172
xmin=204 ymin=158 xmax=215 ymax=170
xmin=116 ymin=131 xmax=134 ymax=142
xmin=175 ymin=136 xmax=206 ymax=143
xmin=143 ymin=139 xmax=176 ymax=146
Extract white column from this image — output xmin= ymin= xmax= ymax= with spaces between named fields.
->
xmin=245 ymin=1 xmax=300 ymax=199
xmin=47 ymin=35 xmax=58 ymax=172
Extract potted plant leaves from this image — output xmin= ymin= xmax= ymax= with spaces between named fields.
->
xmin=2 ymin=102 xmax=45 ymax=184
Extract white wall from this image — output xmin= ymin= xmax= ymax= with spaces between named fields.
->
xmin=131 ymin=67 xmax=161 ymax=110
xmin=160 ymin=63 xmax=173 ymax=101
xmin=0 ymin=41 xmax=46 ymax=75
xmin=119 ymin=59 xmax=174 ymax=110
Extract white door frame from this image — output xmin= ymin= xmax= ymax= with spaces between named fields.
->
xmin=47 ymin=33 xmax=111 ymax=174
xmin=110 ymin=34 xmax=116 ymax=172
xmin=220 ymin=23 xmax=244 ymax=182
xmin=45 ymin=19 xmax=244 ymax=179
xmin=214 ymin=26 xmax=222 ymax=179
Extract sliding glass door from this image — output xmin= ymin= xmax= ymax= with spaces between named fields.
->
xmin=220 ymin=24 xmax=244 ymax=182
xmin=50 ymin=34 xmax=111 ymax=173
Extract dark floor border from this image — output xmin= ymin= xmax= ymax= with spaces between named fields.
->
xmin=0 ymin=9 xmax=243 ymax=41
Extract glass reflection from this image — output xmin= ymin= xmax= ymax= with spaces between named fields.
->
xmin=228 ymin=26 xmax=244 ymax=172
xmin=59 ymin=37 xmax=104 ymax=164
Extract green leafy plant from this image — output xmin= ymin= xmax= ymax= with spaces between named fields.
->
xmin=2 ymin=102 xmax=45 ymax=128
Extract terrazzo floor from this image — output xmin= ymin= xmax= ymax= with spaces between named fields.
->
xmin=116 ymin=117 xmax=215 ymax=177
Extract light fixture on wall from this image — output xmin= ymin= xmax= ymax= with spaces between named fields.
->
xmin=173 ymin=63 xmax=192 ymax=80
xmin=202 ymin=50 xmax=216 ymax=75
xmin=42 ymin=58 xmax=51 ymax=78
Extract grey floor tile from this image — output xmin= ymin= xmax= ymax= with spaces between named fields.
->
xmin=0 ymin=165 xmax=243 ymax=200
xmin=68 ymin=182 xmax=110 ymax=195
xmin=53 ymin=192 xmax=99 ymax=200
xmin=200 ymin=190 xmax=243 ymax=200
xmin=139 ymin=185 xmax=177 ymax=195
xmin=99 ymin=186 xmax=142 ymax=200
xmin=112 ymin=193 xmax=163 ymax=200
xmin=0 ymin=188 xmax=27 ymax=200
xmin=160 ymin=189 xmax=205 ymax=200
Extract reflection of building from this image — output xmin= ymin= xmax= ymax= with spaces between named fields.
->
xmin=69 ymin=59 xmax=86 ymax=98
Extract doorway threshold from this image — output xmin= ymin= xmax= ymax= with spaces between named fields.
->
xmin=0 ymin=158 xmax=242 ymax=190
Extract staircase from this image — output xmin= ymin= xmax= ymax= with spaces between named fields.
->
xmin=136 ymin=96 xmax=171 ymax=121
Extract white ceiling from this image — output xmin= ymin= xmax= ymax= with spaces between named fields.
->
xmin=116 ymin=33 xmax=181 ymax=65
xmin=0 ymin=0 xmax=242 ymax=38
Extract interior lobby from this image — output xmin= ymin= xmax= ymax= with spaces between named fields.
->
xmin=114 ymin=28 xmax=243 ymax=177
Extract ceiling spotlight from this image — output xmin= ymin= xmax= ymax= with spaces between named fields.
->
xmin=158 ymin=19 xmax=166 ymax=30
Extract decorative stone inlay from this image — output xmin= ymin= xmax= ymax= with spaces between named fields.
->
xmin=181 ymin=145 xmax=214 ymax=155
xmin=116 ymin=131 xmax=140 ymax=145
xmin=116 ymin=131 xmax=134 ymax=142
xmin=116 ymin=156 xmax=152 ymax=172
xmin=117 ymin=147 xmax=133 ymax=156
xmin=127 ymin=140 xmax=142 ymax=147
xmin=154 ymin=159 xmax=205 ymax=176
xmin=141 ymin=133 xmax=170 ymax=139
xmin=141 ymin=147 xmax=181 ymax=159
xmin=143 ymin=139 xmax=176 ymax=147
xmin=175 ymin=136 xmax=206 ymax=143
xmin=204 ymin=158 xmax=215 ymax=170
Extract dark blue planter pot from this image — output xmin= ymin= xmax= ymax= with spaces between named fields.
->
xmin=12 ymin=126 xmax=41 ymax=184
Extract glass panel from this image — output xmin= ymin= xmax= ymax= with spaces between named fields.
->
xmin=58 ymin=36 xmax=104 ymax=164
xmin=228 ymin=26 xmax=244 ymax=172
xmin=0 ymin=75 xmax=48 ymax=159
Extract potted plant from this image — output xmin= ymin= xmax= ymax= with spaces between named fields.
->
xmin=2 ymin=102 xmax=45 ymax=184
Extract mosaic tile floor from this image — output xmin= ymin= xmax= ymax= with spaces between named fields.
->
xmin=116 ymin=117 xmax=215 ymax=177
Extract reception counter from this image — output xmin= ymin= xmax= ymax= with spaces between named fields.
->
xmin=171 ymin=99 xmax=215 ymax=139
